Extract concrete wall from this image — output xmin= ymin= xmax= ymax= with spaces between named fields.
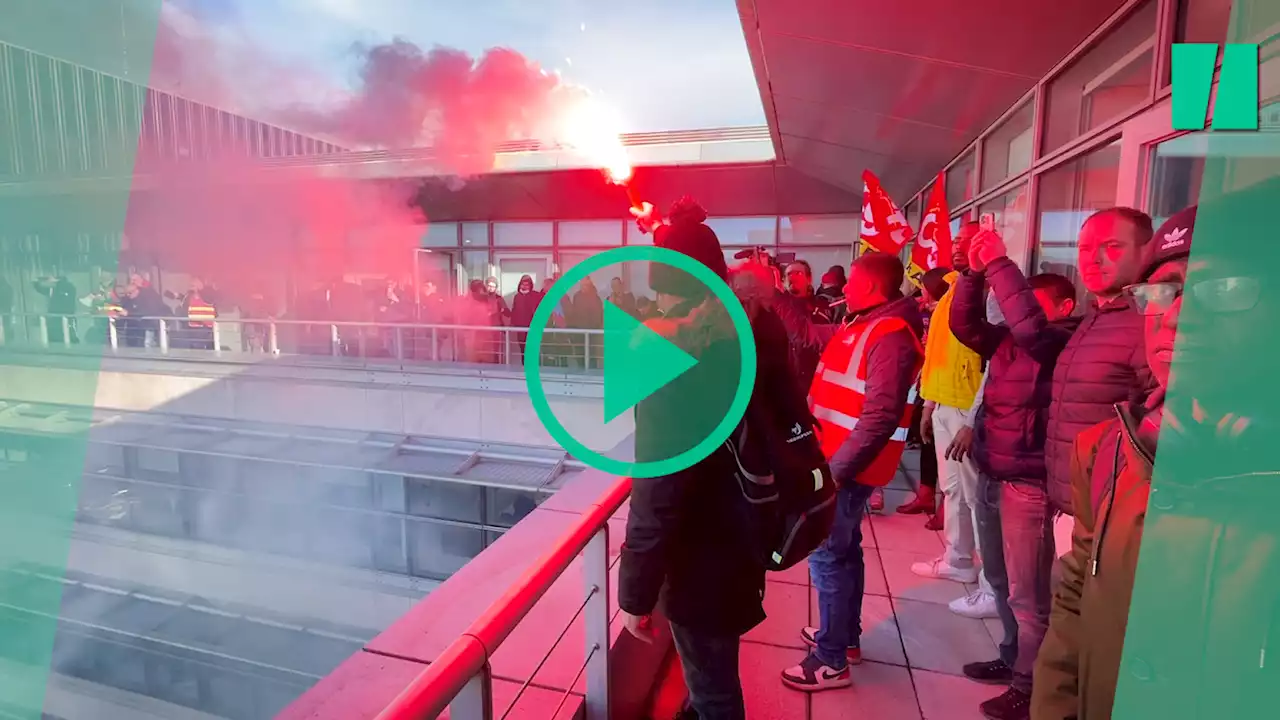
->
xmin=0 ymin=351 xmax=631 ymax=453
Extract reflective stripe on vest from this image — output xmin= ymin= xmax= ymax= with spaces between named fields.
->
xmin=188 ymin=302 xmax=215 ymax=327
xmin=808 ymin=315 xmax=922 ymax=487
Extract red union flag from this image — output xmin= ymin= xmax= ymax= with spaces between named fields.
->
xmin=910 ymin=173 xmax=953 ymax=286
xmin=859 ymin=170 xmax=913 ymax=256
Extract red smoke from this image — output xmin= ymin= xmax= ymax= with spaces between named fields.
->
xmin=122 ymin=4 xmax=602 ymax=310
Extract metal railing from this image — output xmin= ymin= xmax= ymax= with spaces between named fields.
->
xmin=373 ymin=477 xmax=631 ymax=720
xmin=0 ymin=312 xmax=607 ymax=370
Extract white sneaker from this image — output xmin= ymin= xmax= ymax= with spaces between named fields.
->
xmin=909 ymin=557 xmax=979 ymax=584
xmin=949 ymin=589 xmax=999 ymax=619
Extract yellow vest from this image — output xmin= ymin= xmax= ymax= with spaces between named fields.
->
xmin=920 ymin=272 xmax=984 ymax=409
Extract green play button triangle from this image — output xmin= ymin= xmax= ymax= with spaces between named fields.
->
xmin=602 ymin=301 xmax=698 ymax=424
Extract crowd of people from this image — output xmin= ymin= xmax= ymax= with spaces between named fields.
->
xmin=615 ymin=193 xmax=1237 ymax=720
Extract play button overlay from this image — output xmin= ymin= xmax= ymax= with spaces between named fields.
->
xmin=602 ymin=302 xmax=698 ymax=423
xmin=524 ymin=245 xmax=757 ymax=479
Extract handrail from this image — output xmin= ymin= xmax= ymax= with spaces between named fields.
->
xmin=374 ymin=476 xmax=632 ymax=720
xmin=0 ymin=311 xmax=607 ymax=334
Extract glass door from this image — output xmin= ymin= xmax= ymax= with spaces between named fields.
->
xmin=1115 ymin=98 xmax=1199 ymax=215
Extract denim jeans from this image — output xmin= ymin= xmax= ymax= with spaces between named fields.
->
xmin=999 ymin=480 xmax=1056 ymax=693
xmin=974 ymin=474 xmax=1017 ymax=668
xmin=669 ymin=622 xmax=745 ymax=720
xmin=809 ymin=482 xmax=876 ymax=669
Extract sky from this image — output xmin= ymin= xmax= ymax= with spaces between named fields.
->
xmin=172 ymin=0 xmax=767 ymax=134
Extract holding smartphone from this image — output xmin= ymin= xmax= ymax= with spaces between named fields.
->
xmin=979 ymin=212 xmax=997 ymax=233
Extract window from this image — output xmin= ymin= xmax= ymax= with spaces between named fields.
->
xmin=459 ymin=250 xmax=490 ymax=295
xmin=1175 ymin=0 xmax=1235 ymax=53
xmin=172 ymin=97 xmax=192 ymax=158
xmin=779 ymin=215 xmax=859 ymax=245
xmin=626 ymin=221 xmax=653 ymax=246
xmin=1146 ymin=143 xmax=1204 ymax=227
xmin=1033 ymin=140 xmax=1122 ymax=292
xmin=946 ymin=151 xmax=976 ymax=210
xmin=977 ymin=183 xmax=1031 ymax=270
xmin=1044 ymin=0 xmax=1157 ymax=154
xmin=705 ymin=216 xmax=776 ymax=246
xmin=558 ymin=251 xmax=614 ymax=301
xmin=421 ymin=222 xmax=459 ymax=248
xmin=981 ymin=100 xmax=1035 ymax=190
xmin=558 ymin=220 xmax=623 ymax=246
xmin=493 ymin=221 xmax=552 ymax=247
xmin=495 ymin=253 xmax=551 ymax=297
xmin=461 ymin=222 xmax=488 ymax=247
xmin=903 ymin=199 xmax=920 ymax=234
xmin=784 ymin=247 xmax=854 ymax=289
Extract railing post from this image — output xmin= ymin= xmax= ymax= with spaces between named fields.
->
xmin=0 ymin=315 xmax=7 ymax=346
xmin=331 ymin=324 xmax=341 ymax=357
xmin=504 ymin=330 xmax=512 ymax=365
xmin=395 ymin=327 xmax=404 ymax=361
xmin=269 ymin=320 xmax=279 ymax=355
xmin=60 ymin=316 xmax=71 ymax=347
xmin=107 ymin=317 xmax=118 ymax=351
xmin=358 ymin=326 xmax=367 ymax=358
xmin=449 ymin=667 xmax=494 ymax=720
xmin=584 ymin=525 xmax=611 ymax=720
xmin=432 ymin=327 xmax=439 ymax=361
xmin=582 ymin=331 xmax=590 ymax=369
xmin=212 ymin=321 xmax=222 ymax=354
xmin=39 ymin=316 xmax=49 ymax=347
xmin=158 ymin=318 xmax=169 ymax=353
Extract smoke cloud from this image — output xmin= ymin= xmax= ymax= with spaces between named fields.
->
xmin=123 ymin=2 xmax=608 ymax=307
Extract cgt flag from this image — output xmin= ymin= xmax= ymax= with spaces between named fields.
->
xmin=859 ymin=170 xmax=914 ymax=257
xmin=909 ymin=174 xmax=953 ymax=286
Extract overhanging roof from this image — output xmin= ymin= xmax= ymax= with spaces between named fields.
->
xmin=737 ymin=0 xmax=1131 ymax=199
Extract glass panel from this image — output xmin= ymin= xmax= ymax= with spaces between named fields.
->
xmin=172 ymin=96 xmax=192 ymax=159
xmin=420 ymin=222 xmax=459 ymax=248
xmin=947 ymin=151 xmax=976 ymax=210
xmin=904 ymin=200 xmax=919 ymax=233
xmin=1033 ymin=140 xmax=1122 ymax=293
xmin=779 ymin=215 xmax=858 ymax=245
xmin=705 ymin=216 xmax=776 ymax=246
xmin=977 ymin=183 xmax=1032 ymax=270
xmin=626 ymin=221 xmax=652 ymax=245
xmin=1176 ymin=0 xmax=1234 ymax=50
xmin=460 ymin=250 xmax=489 ymax=295
xmin=493 ymin=221 xmax=552 ymax=247
xmin=558 ymin=220 xmax=622 ymax=246
xmin=1043 ymin=0 xmax=1157 ymax=154
xmin=461 ymin=222 xmax=488 ymax=247
xmin=1147 ymin=144 xmax=1204 ymax=227
xmin=981 ymin=100 xmax=1035 ymax=190
xmin=493 ymin=253 xmax=551 ymax=297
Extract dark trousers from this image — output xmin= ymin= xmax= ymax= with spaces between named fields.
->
xmin=974 ymin=474 xmax=1017 ymax=669
xmin=908 ymin=399 xmax=938 ymax=489
xmin=809 ymin=482 xmax=876 ymax=668
xmin=1001 ymin=480 xmax=1056 ymax=693
xmin=670 ymin=622 xmax=745 ymax=720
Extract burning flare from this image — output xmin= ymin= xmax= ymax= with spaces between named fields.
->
xmin=553 ymin=94 xmax=642 ymax=208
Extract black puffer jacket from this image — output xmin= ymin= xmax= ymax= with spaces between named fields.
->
xmin=950 ymin=261 xmax=1081 ymax=484
xmin=981 ymin=257 xmax=1153 ymax=514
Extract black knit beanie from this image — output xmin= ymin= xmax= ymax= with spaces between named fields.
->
xmin=649 ymin=197 xmax=728 ymax=300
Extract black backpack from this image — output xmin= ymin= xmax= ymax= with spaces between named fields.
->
xmin=724 ymin=385 xmax=836 ymax=572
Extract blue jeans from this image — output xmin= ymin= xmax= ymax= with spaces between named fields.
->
xmin=975 ymin=474 xmax=1017 ymax=668
xmin=809 ymin=482 xmax=876 ymax=669
xmin=999 ymin=480 xmax=1056 ymax=693
xmin=669 ymin=622 xmax=745 ymax=720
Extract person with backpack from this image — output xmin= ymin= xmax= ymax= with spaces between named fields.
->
xmin=620 ymin=198 xmax=812 ymax=720
xmin=770 ymin=252 xmax=924 ymax=692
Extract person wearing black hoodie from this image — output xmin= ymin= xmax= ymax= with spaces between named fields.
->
xmin=619 ymin=197 xmax=799 ymax=720
xmin=950 ymin=243 xmax=1081 ymax=719
xmin=508 ymin=274 xmax=543 ymax=362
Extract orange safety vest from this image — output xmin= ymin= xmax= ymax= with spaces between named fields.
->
xmin=187 ymin=298 xmax=216 ymax=328
xmin=808 ymin=315 xmax=924 ymax=487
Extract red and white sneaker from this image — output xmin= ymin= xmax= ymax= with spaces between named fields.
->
xmin=781 ymin=653 xmax=852 ymax=692
xmin=799 ymin=627 xmax=862 ymax=664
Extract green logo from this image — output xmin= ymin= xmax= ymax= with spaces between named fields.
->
xmin=1172 ymin=43 xmax=1260 ymax=131
xmin=524 ymin=246 xmax=757 ymax=479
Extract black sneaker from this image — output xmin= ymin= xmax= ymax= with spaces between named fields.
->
xmin=962 ymin=659 xmax=1013 ymax=685
xmin=780 ymin=653 xmax=852 ymax=692
xmin=979 ymin=686 xmax=1031 ymax=720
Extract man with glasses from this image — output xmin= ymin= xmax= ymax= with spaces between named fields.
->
xmin=1032 ymin=207 xmax=1197 ymax=720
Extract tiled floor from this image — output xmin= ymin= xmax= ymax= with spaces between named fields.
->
xmin=736 ymin=453 xmax=1007 ymax=720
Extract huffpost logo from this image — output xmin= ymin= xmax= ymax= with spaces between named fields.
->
xmin=1171 ymin=43 xmax=1260 ymax=131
